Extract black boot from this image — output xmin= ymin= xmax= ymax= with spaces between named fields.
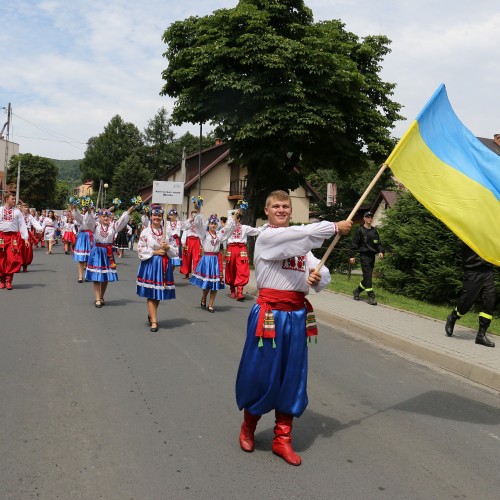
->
xmin=445 ymin=309 xmax=459 ymax=337
xmin=367 ymin=292 xmax=377 ymax=306
xmin=353 ymin=287 xmax=361 ymax=301
xmin=475 ymin=317 xmax=495 ymax=348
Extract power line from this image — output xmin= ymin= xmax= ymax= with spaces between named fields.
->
xmin=11 ymin=111 xmax=87 ymax=151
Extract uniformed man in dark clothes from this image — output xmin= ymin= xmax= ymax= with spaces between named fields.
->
xmin=445 ymin=244 xmax=496 ymax=348
xmin=349 ymin=211 xmax=384 ymax=306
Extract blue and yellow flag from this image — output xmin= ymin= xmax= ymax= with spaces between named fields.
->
xmin=385 ymin=84 xmax=500 ymax=266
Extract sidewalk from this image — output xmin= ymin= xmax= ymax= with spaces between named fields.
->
xmin=245 ymin=273 xmax=500 ymax=392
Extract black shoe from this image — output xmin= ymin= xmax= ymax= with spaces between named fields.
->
xmin=445 ymin=314 xmax=455 ymax=336
xmin=475 ymin=334 xmax=495 ymax=348
xmin=78 ymin=278 xmax=83 ymax=283
xmin=201 ymin=300 xmax=207 ymax=310
xmin=367 ymin=295 xmax=377 ymax=306
xmin=95 ymin=300 xmax=102 ymax=308
xmin=150 ymin=322 xmax=159 ymax=333
xmin=353 ymin=288 xmax=360 ymax=301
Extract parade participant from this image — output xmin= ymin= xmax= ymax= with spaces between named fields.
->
xmin=190 ymin=209 xmax=236 ymax=313
xmin=20 ymin=204 xmax=42 ymax=272
xmin=39 ymin=210 xmax=46 ymax=247
xmin=114 ymin=222 xmax=129 ymax=258
xmin=165 ymin=208 xmax=182 ymax=268
xmin=235 ymin=190 xmax=352 ymax=466
xmin=349 ymin=210 xmax=384 ymax=305
xmin=61 ymin=213 xmax=77 ymax=254
xmin=77 ymin=205 xmax=135 ymax=308
xmin=136 ymin=205 xmax=178 ymax=333
xmin=72 ymin=206 xmax=94 ymax=283
xmin=41 ymin=210 xmax=57 ymax=254
xmin=29 ymin=208 xmax=43 ymax=248
xmin=445 ymin=244 xmax=496 ymax=348
xmin=225 ymin=211 xmax=262 ymax=301
xmin=179 ymin=210 xmax=202 ymax=279
xmin=0 ymin=192 xmax=29 ymax=290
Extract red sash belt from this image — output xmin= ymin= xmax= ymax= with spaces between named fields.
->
xmin=255 ymin=288 xmax=318 ymax=345
xmin=204 ymin=252 xmax=218 ymax=256
xmin=96 ymin=243 xmax=116 ymax=269
xmin=228 ymin=242 xmax=246 ymax=248
xmin=82 ymin=229 xmax=93 ymax=244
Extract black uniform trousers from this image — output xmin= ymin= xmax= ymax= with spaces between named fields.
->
xmin=360 ymin=253 xmax=376 ymax=290
xmin=457 ymin=270 xmax=495 ymax=317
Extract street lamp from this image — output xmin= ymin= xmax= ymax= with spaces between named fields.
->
xmin=103 ymin=183 xmax=109 ymax=206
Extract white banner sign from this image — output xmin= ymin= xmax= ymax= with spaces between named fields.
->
xmin=152 ymin=181 xmax=184 ymax=205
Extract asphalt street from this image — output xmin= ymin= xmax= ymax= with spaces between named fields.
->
xmin=1 ymin=246 xmax=499 ymax=499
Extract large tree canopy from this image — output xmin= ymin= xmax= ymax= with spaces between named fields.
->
xmin=161 ymin=0 xmax=403 ymax=217
xmin=7 ymin=154 xmax=58 ymax=209
xmin=80 ymin=115 xmax=144 ymax=191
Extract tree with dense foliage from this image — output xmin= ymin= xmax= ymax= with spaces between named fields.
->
xmin=142 ymin=108 xmax=217 ymax=179
xmin=111 ymin=154 xmax=153 ymax=204
xmin=6 ymin=154 xmax=58 ymax=209
xmin=376 ymin=191 xmax=464 ymax=304
xmin=161 ymin=0 xmax=402 ymax=221
xmin=81 ymin=115 xmax=144 ymax=191
xmin=142 ymin=107 xmax=176 ymax=179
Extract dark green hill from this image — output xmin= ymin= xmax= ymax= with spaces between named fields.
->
xmin=50 ymin=159 xmax=82 ymax=182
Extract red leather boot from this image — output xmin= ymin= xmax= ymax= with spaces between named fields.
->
xmin=5 ymin=274 xmax=13 ymax=290
xmin=230 ymin=286 xmax=236 ymax=299
xmin=0 ymin=277 xmax=5 ymax=289
xmin=239 ymin=409 xmax=261 ymax=452
xmin=236 ymin=286 xmax=245 ymax=301
xmin=272 ymin=411 xmax=301 ymax=466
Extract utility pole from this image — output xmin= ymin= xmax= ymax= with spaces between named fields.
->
xmin=1 ymin=103 xmax=12 ymax=199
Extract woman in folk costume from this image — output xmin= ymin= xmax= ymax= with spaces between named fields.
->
xmin=113 ymin=221 xmax=129 ymax=258
xmin=72 ymin=206 xmax=94 ymax=283
xmin=41 ymin=210 xmax=56 ymax=254
xmin=165 ymin=208 xmax=182 ymax=268
xmin=225 ymin=210 xmax=264 ymax=301
xmin=29 ymin=208 xmax=43 ymax=248
xmin=190 ymin=209 xmax=236 ymax=312
xmin=136 ymin=205 xmax=178 ymax=333
xmin=78 ymin=205 xmax=135 ymax=308
xmin=61 ymin=212 xmax=77 ymax=254
xmin=19 ymin=204 xmax=43 ymax=272
xmin=0 ymin=192 xmax=29 ymax=290
xmin=235 ymin=190 xmax=352 ymax=466
xmin=179 ymin=210 xmax=202 ymax=279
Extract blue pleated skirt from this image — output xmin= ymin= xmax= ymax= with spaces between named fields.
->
xmin=190 ymin=254 xmax=224 ymax=290
xmin=170 ymin=256 xmax=182 ymax=267
xmin=235 ymin=305 xmax=309 ymax=417
xmin=136 ymin=255 xmax=176 ymax=301
xmin=73 ymin=231 xmax=92 ymax=262
xmin=85 ymin=246 xmax=118 ymax=282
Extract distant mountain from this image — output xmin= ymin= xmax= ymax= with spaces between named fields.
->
xmin=50 ymin=159 xmax=82 ymax=183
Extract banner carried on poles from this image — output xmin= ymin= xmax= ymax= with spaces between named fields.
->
xmin=385 ymin=84 xmax=500 ymax=266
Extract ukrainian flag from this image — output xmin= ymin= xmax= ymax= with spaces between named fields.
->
xmin=386 ymin=84 xmax=500 ymax=266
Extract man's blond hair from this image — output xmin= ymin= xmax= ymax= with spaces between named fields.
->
xmin=265 ymin=190 xmax=291 ymax=207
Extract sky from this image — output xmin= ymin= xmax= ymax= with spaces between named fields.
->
xmin=1 ymin=0 xmax=499 ymax=160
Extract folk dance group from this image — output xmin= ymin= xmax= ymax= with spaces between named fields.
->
xmin=2 ymin=189 xmax=356 ymax=466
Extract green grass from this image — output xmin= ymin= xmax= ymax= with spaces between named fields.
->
xmin=328 ymin=273 xmax=499 ymax=336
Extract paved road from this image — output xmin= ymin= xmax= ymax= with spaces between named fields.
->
xmin=1 ymin=247 xmax=499 ymax=499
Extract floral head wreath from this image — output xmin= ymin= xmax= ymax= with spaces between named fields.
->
xmin=168 ymin=208 xmax=178 ymax=216
xmin=112 ymin=198 xmax=122 ymax=207
xmin=207 ymin=214 xmax=219 ymax=224
xmin=150 ymin=204 xmax=164 ymax=215
xmin=98 ymin=209 xmax=112 ymax=217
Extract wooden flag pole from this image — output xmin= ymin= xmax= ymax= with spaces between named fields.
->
xmin=317 ymin=163 xmax=388 ymax=269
